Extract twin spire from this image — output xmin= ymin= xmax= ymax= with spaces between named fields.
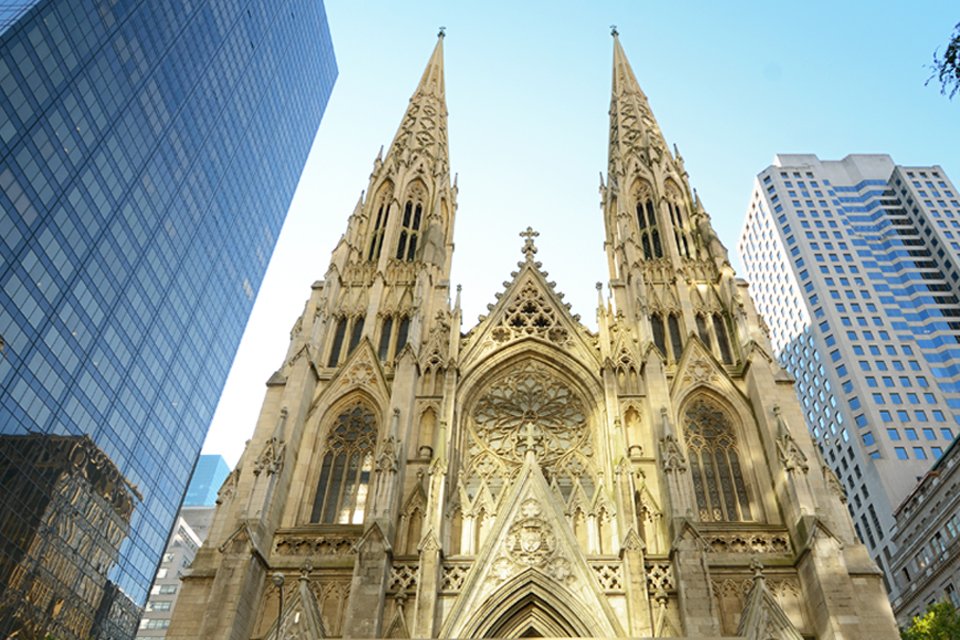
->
xmin=382 ymin=29 xmax=668 ymax=185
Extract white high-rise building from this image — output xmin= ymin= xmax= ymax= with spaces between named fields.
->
xmin=738 ymin=154 xmax=960 ymax=595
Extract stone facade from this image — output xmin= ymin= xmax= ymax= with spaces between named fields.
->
xmin=890 ymin=437 xmax=960 ymax=624
xmin=166 ymin=33 xmax=900 ymax=639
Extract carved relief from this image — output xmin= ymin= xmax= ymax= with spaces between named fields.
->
xmin=470 ymin=361 xmax=589 ymax=468
xmin=646 ymin=561 xmax=675 ymax=593
xmin=704 ymin=533 xmax=790 ymax=554
xmin=488 ymin=498 xmax=573 ymax=585
xmin=388 ymin=563 xmax=419 ymax=594
xmin=441 ymin=563 xmax=471 ymax=592
xmin=492 ymin=281 xmax=569 ymax=344
xmin=274 ymin=533 xmax=357 ymax=557
xmin=591 ymin=562 xmax=624 ymax=592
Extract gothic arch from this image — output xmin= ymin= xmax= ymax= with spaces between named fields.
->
xmin=296 ymin=391 xmax=385 ymax=524
xmin=677 ymin=391 xmax=758 ymax=523
xmin=450 ymin=569 xmax=617 ymax=638
xmin=454 ymin=350 xmax=606 ymax=556
xmin=367 ymin=179 xmax=395 ymax=262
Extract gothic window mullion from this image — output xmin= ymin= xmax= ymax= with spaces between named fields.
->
xmin=322 ymin=452 xmax=347 ymax=522
xmin=310 ymin=452 xmax=334 ymax=522
xmin=312 ymin=404 xmax=378 ymax=524
xmin=728 ymin=448 xmax=751 ymax=520
xmin=715 ymin=447 xmax=737 ymax=520
xmin=340 ymin=451 xmax=361 ymax=522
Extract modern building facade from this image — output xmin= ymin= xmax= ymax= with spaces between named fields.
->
xmin=738 ymin=154 xmax=960 ymax=596
xmin=0 ymin=1 xmax=336 ymax=637
xmin=138 ymin=503 xmax=218 ymax=636
xmin=183 ymin=454 xmax=231 ymax=507
xmin=890 ymin=437 xmax=960 ymax=624
xmin=167 ymin=34 xmax=898 ymax=639
xmin=0 ymin=434 xmax=140 ymax=639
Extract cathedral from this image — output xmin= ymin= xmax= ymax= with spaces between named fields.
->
xmin=167 ymin=33 xmax=900 ymax=639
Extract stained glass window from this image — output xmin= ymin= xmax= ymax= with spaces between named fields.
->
xmin=310 ymin=403 xmax=378 ymax=524
xmin=684 ymin=398 xmax=751 ymax=522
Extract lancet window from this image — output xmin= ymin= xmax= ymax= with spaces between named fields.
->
xmin=396 ymin=184 xmax=426 ymax=262
xmin=377 ymin=316 xmax=393 ymax=360
xmin=310 ymin=403 xmax=378 ymax=524
xmin=635 ymin=183 xmax=663 ymax=260
xmin=328 ymin=316 xmax=365 ymax=367
xmin=651 ymin=314 xmax=667 ymax=358
xmin=666 ymin=182 xmax=693 ymax=259
xmin=668 ymin=313 xmax=684 ymax=361
xmin=696 ymin=313 xmax=712 ymax=349
xmin=713 ymin=313 xmax=734 ymax=364
xmin=327 ymin=317 xmax=348 ymax=367
xmin=375 ymin=314 xmax=411 ymax=362
xmin=368 ymin=201 xmax=391 ymax=261
xmin=684 ymin=398 xmax=751 ymax=522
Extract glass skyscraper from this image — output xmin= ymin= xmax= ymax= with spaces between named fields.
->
xmin=0 ymin=1 xmax=336 ymax=637
xmin=738 ymin=154 xmax=960 ymax=598
xmin=183 ymin=454 xmax=230 ymax=508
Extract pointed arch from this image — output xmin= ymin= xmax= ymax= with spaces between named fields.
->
xmin=680 ymin=393 xmax=753 ymax=522
xmin=452 ymin=569 xmax=617 ymax=638
xmin=308 ymin=398 xmax=380 ymax=524
xmin=396 ymin=179 xmax=428 ymax=261
xmin=367 ymin=180 xmax=394 ymax=261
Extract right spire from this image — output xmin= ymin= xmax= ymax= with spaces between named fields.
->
xmin=609 ymin=31 xmax=670 ymax=174
xmin=601 ymin=32 xmax=743 ymax=369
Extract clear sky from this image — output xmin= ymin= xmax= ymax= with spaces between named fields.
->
xmin=203 ymin=1 xmax=960 ymax=467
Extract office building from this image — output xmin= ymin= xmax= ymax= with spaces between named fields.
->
xmin=0 ymin=1 xmax=336 ymax=637
xmin=183 ymin=454 xmax=230 ymax=507
xmin=738 ymin=153 xmax=960 ymax=595
xmin=166 ymin=34 xmax=897 ymax=640
xmin=890 ymin=437 xmax=960 ymax=624
xmin=138 ymin=459 xmax=221 ymax=639
xmin=0 ymin=434 xmax=140 ymax=639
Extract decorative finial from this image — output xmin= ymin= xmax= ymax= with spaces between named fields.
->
xmin=520 ymin=227 xmax=539 ymax=262
xmin=610 ymin=24 xmax=619 ymax=37
xmin=438 ymin=26 xmax=446 ymax=38
xmin=750 ymin=557 xmax=766 ymax=583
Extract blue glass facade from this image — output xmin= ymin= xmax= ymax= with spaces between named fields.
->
xmin=0 ymin=0 xmax=336 ymax=632
xmin=183 ymin=454 xmax=230 ymax=507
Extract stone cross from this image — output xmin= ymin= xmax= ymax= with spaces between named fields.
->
xmin=518 ymin=422 xmax=540 ymax=455
xmin=520 ymin=227 xmax=539 ymax=262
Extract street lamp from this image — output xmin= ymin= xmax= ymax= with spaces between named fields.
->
xmin=272 ymin=572 xmax=285 ymax=639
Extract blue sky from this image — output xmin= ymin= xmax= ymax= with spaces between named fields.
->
xmin=204 ymin=2 xmax=960 ymax=465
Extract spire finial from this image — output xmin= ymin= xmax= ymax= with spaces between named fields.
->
xmin=610 ymin=24 xmax=619 ymax=37
xmin=438 ymin=26 xmax=446 ymax=38
xmin=520 ymin=227 xmax=539 ymax=262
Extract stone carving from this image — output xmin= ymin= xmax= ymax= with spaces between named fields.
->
xmin=471 ymin=361 xmax=589 ymax=468
xmin=344 ymin=360 xmax=376 ymax=387
xmin=389 ymin=563 xmax=418 ymax=593
xmin=441 ymin=563 xmax=471 ymax=592
xmin=253 ymin=412 xmax=287 ymax=478
xmin=774 ymin=406 xmax=809 ymax=474
xmin=645 ymin=561 xmax=675 ymax=593
xmin=216 ymin=465 xmax=241 ymax=505
xmin=704 ymin=532 xmax=791 ymax=554
xmin=683 ymin=356 xmax=717 ymax=385
xmin=492 ymin=280 xmax=569 ymax=345
xmin=274 ymin=533 xmax=357 ymax=556
xmin=659 ymin=408 xmax=687 ymax=474
xmin=488 ymin=498 xmax=573 ymax=585
xmin=591 ymin=563 xmax=624 ymax=591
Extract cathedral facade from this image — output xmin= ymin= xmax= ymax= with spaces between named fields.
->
xmin=167 ymin=34 xmax=900 ymax=639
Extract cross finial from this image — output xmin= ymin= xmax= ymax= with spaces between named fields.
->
xmin=517 ymin=422 xmax=541 ymax=456
xmin=438 ymin=26 xmax=446 ymax=38
xmin=520 ymin=227 xmax=539 ymax=261
xmin=610 ymin=24 xmax=619 ymax=37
